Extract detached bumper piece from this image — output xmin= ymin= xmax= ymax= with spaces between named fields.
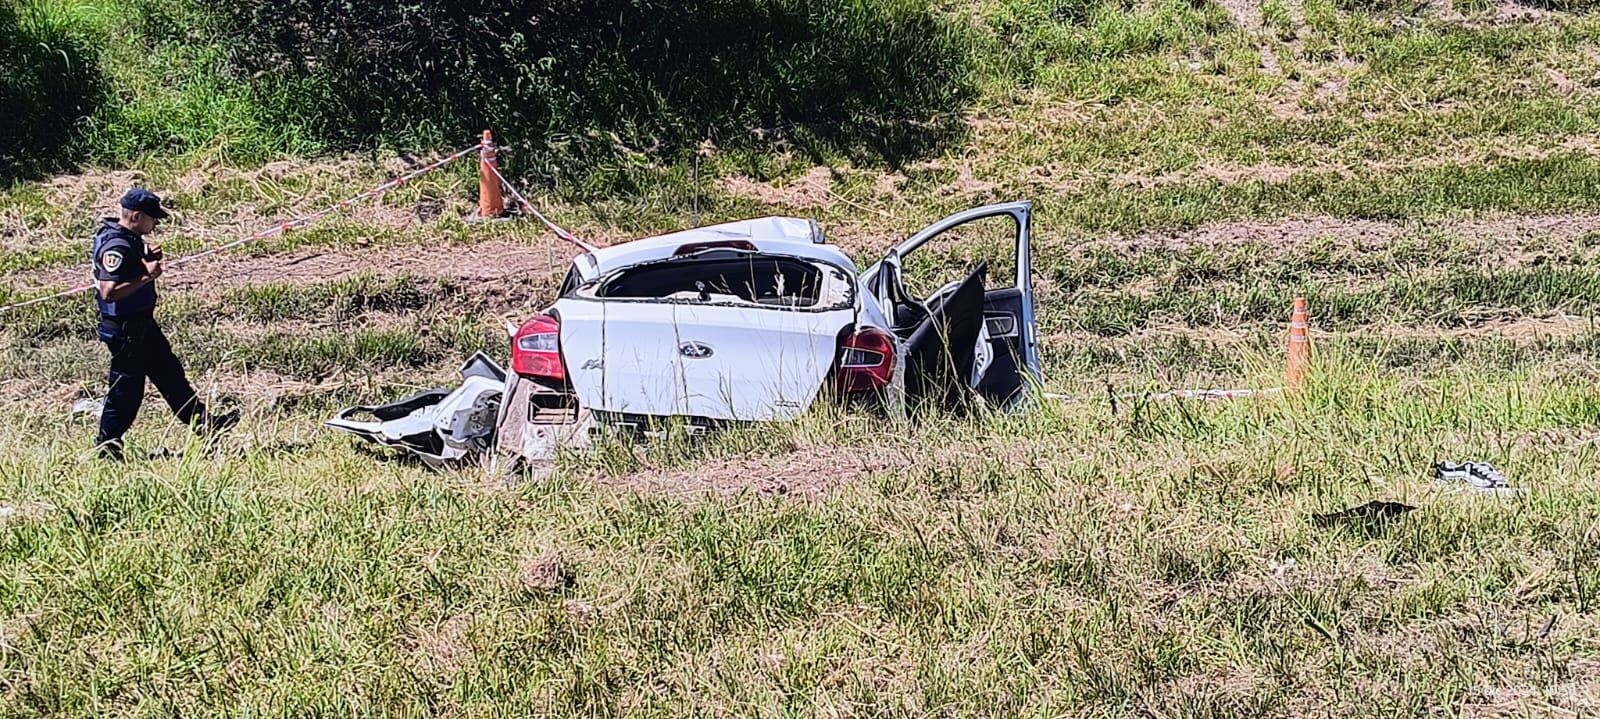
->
xmin=325 ymin=352 xmax=507 ymax=469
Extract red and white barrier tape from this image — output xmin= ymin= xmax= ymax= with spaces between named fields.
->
xmin=1046 ymin=387 xmax=1284 ymax=404
xmin=0 ymin=280 xmax=91 ymax=313
xmin=173 ymin=144 xmax=482 ymax=268
xmin=481 ymin=159 xmax=597 ymax=254
xmin=1147 ymin=387 xmax=1283 ymax=401
xmin=0 ymin=142 xmax=483 ymax=314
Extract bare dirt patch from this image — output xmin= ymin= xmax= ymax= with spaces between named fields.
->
xmin=1100 ymin=134 xmax=1600 ymax=191
xmin=38 ymin=168 xmax=147 ymax=216
xmin=939 ymin=162 xmax=1002 ymax=202
xmin=407 ymin=612 xmax=477 ymax=676
xmin=1424 ymin=0 xmax=1465 ymax=21
xmin=0 ymin=500 xmax=55 ymax=526
xmin=1021 ymin=161 xmax=1091 ymax=197
xmin=130 ymin=208 xmax=1592 ymax=297
xmin=10 ymin=235 xmax=574 ymax=302
xmin=873 ymin=172 xmax=908 ymax=204
xmin=9 ymin=209 xmax=1600 ymax=316
xmin=0 ymin=373 xmax=91 ymax=415
xmin=1445 ymin=211 xmax=1600 ymax=243
xmin=822 ymin=219 xmax=912 ymax=257
xmin=1044 ymin=314 xmax=1600 ymax=347
xmin=206 ymin=195 xmax=465 ymax=239
xmin=718 ymin=167 xmax=834 ymax=209
xmin=169 ymin=155 xmax=384 ymax=200
xmin=1095 ymin=216 xmax=1403 ymax=253
xmin=1330 ymin=314 xmax=1600 ymax=340
xmin=1461 ymin=656 xmax=1600 ymax=717
xmin=1216 ymin=0 xmax=1264 ymax=32
xmin=224 ymin=367 xmax=449 ymax=408
xmin=1115 ymin=161 xmax=1306 ymax=190
xmin=597 ymin=441 xmax=916 ymax=499
xmin=1090 ymin=212 xmax=1600 ymax=254
xmin=1 ymin=168 xmax=147 ymax=252
xmin=517 ymin=552 xmax=577 ymax=594
xmin=5 ymin=154 xmax=477 ymax=250
xmin=1492 ymin=0 xmax=1550 ymax=23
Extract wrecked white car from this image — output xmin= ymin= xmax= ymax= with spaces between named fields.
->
xmin=328 ymin=201 xmax=1041 ymax=466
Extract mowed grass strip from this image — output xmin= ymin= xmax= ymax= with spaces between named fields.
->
xmin=8 ymin=229 xmax=1600 ymax=391
xmin=1049 ymin=264 xmax=1600 ymax=335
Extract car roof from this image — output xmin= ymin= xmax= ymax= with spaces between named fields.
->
xmin=576 ymin=217 xmax=857 ymax=278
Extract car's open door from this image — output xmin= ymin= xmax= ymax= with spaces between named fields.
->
xmin=861 ymin=201 xmax=1041 ymax=407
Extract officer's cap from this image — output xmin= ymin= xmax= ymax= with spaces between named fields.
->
xmin=119 ymin=187 xmax=170 ymax=220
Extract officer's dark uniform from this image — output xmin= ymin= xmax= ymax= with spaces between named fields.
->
xmin=91 ymin=192 xmax=211 ymax=453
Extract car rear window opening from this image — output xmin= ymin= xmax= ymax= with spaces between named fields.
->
xmin=594 ymin=254 xmax=849 ymax=309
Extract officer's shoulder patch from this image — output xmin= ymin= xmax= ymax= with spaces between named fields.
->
xmin=102 ymin=248 xmax=124 ymax=272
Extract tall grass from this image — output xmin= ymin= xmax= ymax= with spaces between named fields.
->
xmin=1 ymin=347 xmax=1597 ymax=715
xmin=0 ymin=2 xmax=104 ymax=181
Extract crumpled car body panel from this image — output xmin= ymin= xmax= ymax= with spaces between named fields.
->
xmin=325 ymin=352 xmax=508 ymax=469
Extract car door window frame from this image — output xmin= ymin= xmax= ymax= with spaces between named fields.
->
xmin=861 ymin=201 xmax=1039 ymax=387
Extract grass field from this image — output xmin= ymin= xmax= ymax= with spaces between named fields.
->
xmin=4 ymin=0 xmax=1600 ymax=716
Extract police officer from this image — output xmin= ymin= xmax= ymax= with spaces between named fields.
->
xmin=92 ymin=188 xmax=237 ymax=460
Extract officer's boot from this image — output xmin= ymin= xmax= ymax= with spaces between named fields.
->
xmin=196 ymin=407 xmax=241 ymax=437
xmin=95 ymin=438 xmax=125 ymax=462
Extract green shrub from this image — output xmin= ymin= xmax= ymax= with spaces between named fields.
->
xmin=205 ymin=0 xmax=976 ymax=173
xmin=0 ymin=2 xmax=106 ymax=182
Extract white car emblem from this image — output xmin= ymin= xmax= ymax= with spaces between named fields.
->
xmin=678 ymin=341 xmax=715 ymax=359
xmin=581 ymin=359 xmax=603 ymax=370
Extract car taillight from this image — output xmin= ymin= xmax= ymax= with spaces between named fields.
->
xmin=512 ymin=313 xmax=564 ymax=381
xmin=836 ymin=327 xmax=895 ymax=394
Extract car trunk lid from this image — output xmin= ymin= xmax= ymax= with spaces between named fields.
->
xmin=553 ymin=300 xmax=854 ymax=421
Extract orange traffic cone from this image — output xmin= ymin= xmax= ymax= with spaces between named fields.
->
xmin=1286 ymin=297 xmax=1311 ymax=391
xmin=478 ymin=129 xmax=505 ymax=218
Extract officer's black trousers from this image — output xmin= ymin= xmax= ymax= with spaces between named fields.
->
xmin=97 ymin=315 xmax=203 ymax=443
